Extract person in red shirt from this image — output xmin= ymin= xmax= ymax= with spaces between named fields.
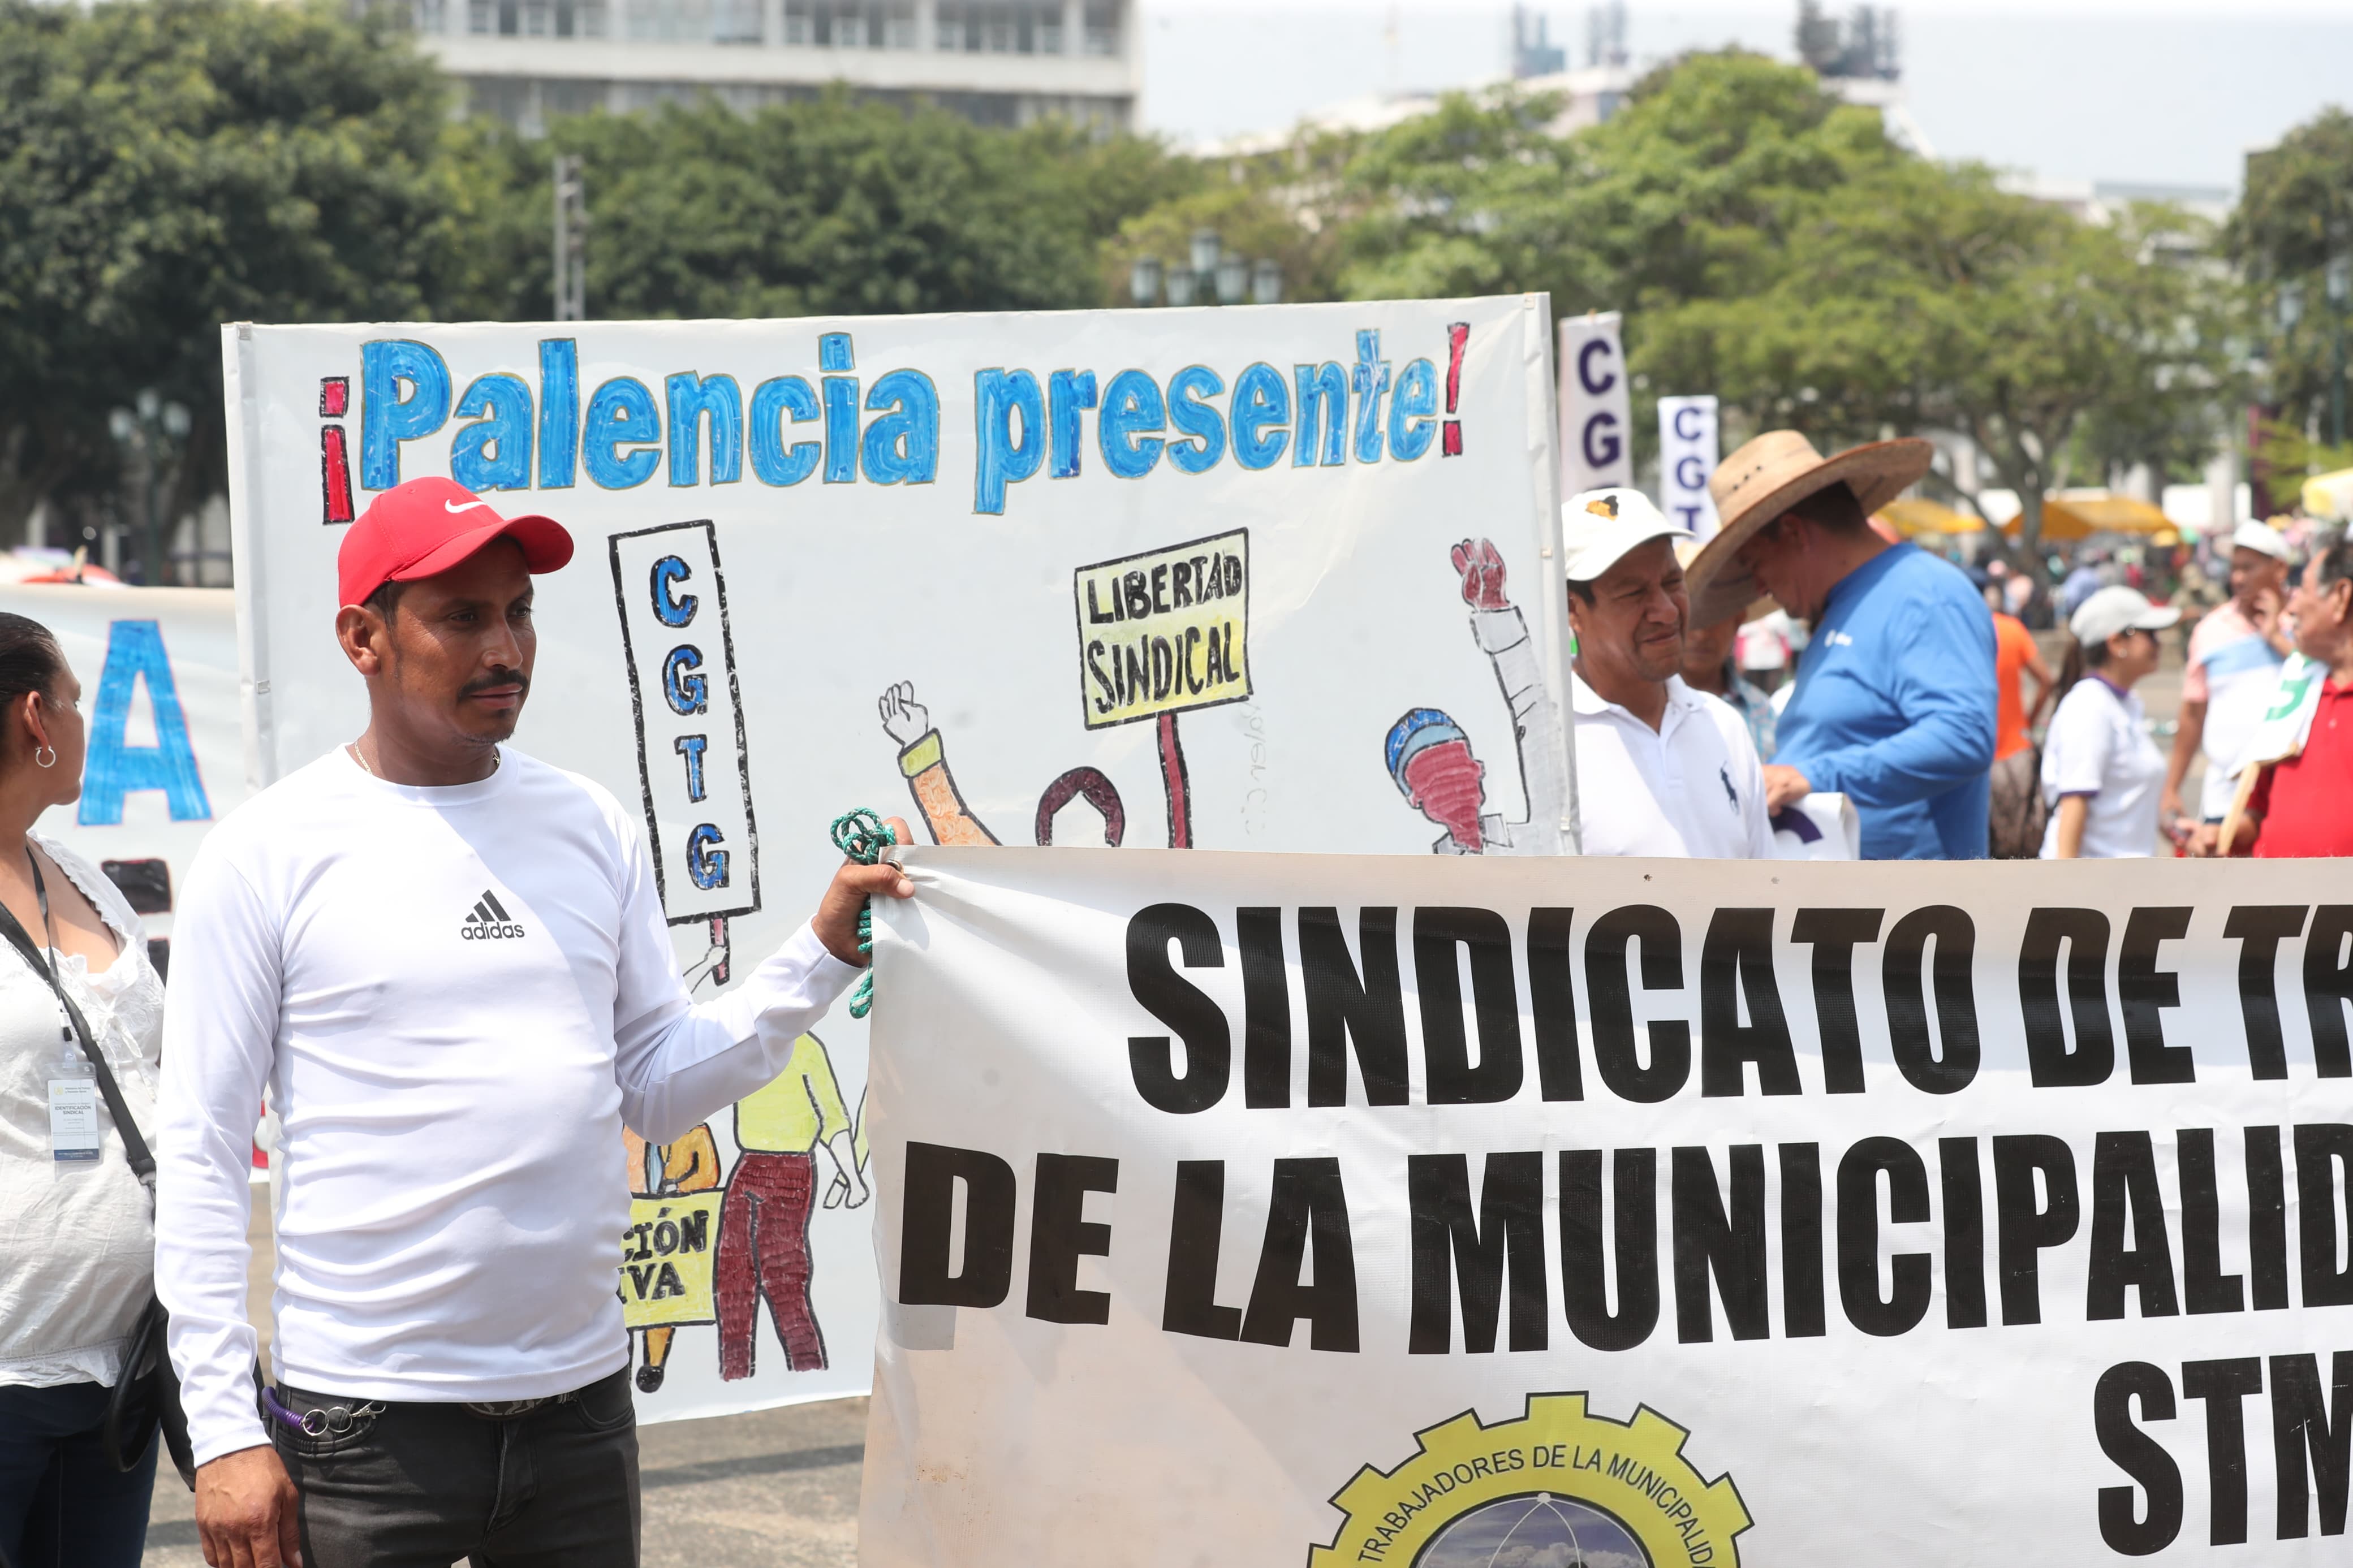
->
xmin=2222 ymin=537 xmax=2353 ymax=858
xmin=1985 ymin=589 xmax=2055 ymax=857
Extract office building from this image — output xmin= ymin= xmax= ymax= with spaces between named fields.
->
xmin=403 ymin=0 xmax=1140 ymax=133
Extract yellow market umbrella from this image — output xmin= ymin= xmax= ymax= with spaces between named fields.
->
xmin=2304 ymin=468 xmax=2353 ymax=522
xmin=2003 ymin=494 xmax=2172 ymax=542
xmin=1877 ymin=498 xmax=1985 ymax=537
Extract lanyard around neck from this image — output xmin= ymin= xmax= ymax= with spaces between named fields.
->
xmin=24 ymin=846 xmax=68 ymax=1046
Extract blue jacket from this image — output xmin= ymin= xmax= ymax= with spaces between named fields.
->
xmin=1774 ymin=543 xmax=1998 ymax=859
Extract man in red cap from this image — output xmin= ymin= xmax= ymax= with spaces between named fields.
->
xmin=152 ymin=477 xmax=912 ymax=1568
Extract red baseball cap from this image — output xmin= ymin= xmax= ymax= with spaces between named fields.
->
xmin=338 ymin=477 xmax=575 ymax=608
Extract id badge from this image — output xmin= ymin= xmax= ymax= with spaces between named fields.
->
xmin=49 ymin=1078 xmax=101 ymax=1162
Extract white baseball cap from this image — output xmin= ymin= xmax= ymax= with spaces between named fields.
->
xmin=1561 ymin=488 xmax=1693 ymax=583
xmin=2231 ymin=521 xmax=2294 ymax=563
xmin=2069 ymin=585 xmax=2181 ymax=647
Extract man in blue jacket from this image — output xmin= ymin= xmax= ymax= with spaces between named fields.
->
xmin=1687 ymin=431 xmax=1997 ymax=859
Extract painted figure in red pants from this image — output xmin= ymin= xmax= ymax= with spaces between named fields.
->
xmin=715 ymin=1031 xmax=867 ymax=1379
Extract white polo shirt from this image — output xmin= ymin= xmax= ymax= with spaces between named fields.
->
xmin=1572 ymin=672 xmax=1774 ymax=858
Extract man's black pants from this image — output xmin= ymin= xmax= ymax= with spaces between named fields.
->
xmin=270 ymin=1369 xmax=639 ymax=1567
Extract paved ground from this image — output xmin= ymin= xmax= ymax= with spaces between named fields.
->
xmin=143 ymin=1206 xmax=863 ymax=1568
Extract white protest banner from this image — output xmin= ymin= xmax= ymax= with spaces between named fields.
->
xmin=222 ymin=296 xmax=1574 ymax=1421
xmin=1658 ymin=394 xmax=1720 ymax=541
xmin=1557 ymin=312 xmax=1631 ymax=496
xmin=2 ymin=586 xmax=242 ymax=966
xmin=864 ymin=847 xmax=2353 ymax=1566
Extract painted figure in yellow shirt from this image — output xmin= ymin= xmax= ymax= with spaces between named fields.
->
xmin=714 ymin=1032 xmax=867 ymax=1379
xmin=623 ymin=1123 xmax=719 ymax=1393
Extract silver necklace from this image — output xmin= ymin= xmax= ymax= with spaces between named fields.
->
xmin=347 ymin=741 xmax=499 ymax=779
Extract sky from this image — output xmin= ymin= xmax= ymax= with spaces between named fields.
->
xmin=1136 ymin=2 xmax=2353 ymax=189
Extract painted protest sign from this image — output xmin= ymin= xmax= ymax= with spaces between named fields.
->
xmin=611 ymin=521 xmax=759 ymax=926
xmin=6 ymin=586 xmax=242 ymax=968
xmin=864 ymin=848 xmax=2352 ymax=1566
xmin=1074 ymin=529 xmax=1251 ymax=847
xmin=1557 ymin=312 xmax=1631 ymax=496
xmin=222 ymin=296 xmax=1572 ymax=1422
xmin=619 ymin=1191 xmax=723 ymax=1331
xmin=1658 ymin=394 xmax=1721 ymax=541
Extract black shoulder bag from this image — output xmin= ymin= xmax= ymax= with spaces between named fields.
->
xmin=0 ymin=854 xmax=195 ymax=1488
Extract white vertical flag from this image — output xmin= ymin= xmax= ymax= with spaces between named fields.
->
xmin=1556 ymin=313 xmax=1631 ymax=495
xmin=1658 ymin=394 xmax=1720 ymax=540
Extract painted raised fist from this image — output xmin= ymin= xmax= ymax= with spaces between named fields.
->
xmin=1450 ymin=538 xmax=1510 ymax=611
xmin=877 ymin=680 xmax=931 ymax=746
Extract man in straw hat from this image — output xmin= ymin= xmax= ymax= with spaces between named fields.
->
xmin=1686 ymin=432 xmax=1997 ymax=859
xmin=1560 ymin=488 xmax=1772 ymax=859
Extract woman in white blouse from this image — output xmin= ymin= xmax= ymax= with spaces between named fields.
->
xmin=0 ymin=613 xmax=167 ymax=1565
xmin=2041 ymin=586 xmax=2180 ymax=859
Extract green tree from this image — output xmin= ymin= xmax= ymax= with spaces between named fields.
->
xmin=436 ymin=96 xmax=1197 ymax=323
xmin=1645 ymin=169 xmax=2239 ymax=552
xmin=1330 ymin=89 xmax=1594 ymax=306
xmin=1099 ymin=182 xmax=1337 ymax=306
xmin=0 ymin=0 xmax=455 ymax=550
xmin=3 ymin=7 xmax=1191 ymax=550
xmin=1321 ymin=54 xmax=1920 ymax=470
xmin=2231 ymin=107 xmax=2353 ymax=478
xmin=1316 ymin=50 xmax=2242 ymax=556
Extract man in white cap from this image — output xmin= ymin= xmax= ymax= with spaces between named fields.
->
xmin=1561 ymin=489 xmax=1772 ymax=858
xmin=2161 ymin=520 xmax=2296 ymax=836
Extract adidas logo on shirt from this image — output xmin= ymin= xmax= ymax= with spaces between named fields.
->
xmin=460 ymin=889 xmax=525 ymax=941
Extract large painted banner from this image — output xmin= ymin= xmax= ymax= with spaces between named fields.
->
xmin=5 ymin=585 xmax=242 ymax=970
xmin=863 ymin=847 xmax=2353 ymax=1565
xmin=222 ymin=298 xmax=1571 ymax=1422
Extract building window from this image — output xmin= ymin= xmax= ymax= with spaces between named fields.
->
xmin=936 ymin=3 xmax=1062 ymax=54
xmin=714 ymin=0 xmax=761 ymax=42
xmin=622 ymin=0 xmax=730 ymax=43
xmin=1083 ymin=0 xmax=1116 ymax=55
xmin=411 ymin=0 xmax=447 ymax=34
xmin=468 ymin=0 xmax=493 ymax=32
xmin=544 ymin=77 xmax=610 ymax=113
xmin=788 ymin=0 xmax=911 ymax=47
xmin=523 ymin=0 xmax=551 ymax=34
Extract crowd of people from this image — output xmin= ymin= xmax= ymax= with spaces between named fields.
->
xmin=1563 ymin=429 xmax=2353 ymax=863
xmin=1 ymin=442 xmax=2347 ymax=1568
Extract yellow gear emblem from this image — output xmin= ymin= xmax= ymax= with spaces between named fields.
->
xmin=1309 ymin=1393 xmax=1750 ymax=1568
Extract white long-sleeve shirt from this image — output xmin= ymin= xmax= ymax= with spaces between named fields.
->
xmin=155 ymin=748 xmax=857 ymax=1466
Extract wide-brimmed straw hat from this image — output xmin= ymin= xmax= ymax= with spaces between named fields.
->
xmin=1684 ymin=431 xmax=1936 ymax=627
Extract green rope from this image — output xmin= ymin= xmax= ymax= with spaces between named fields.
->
xmin=831 ymin=808 xmax=897 ymax=1019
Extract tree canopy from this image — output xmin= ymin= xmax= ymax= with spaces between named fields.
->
xmin=2232 ymin=107 xmax=2353 ymax=478
xmin=0 ymin=0 xmax=1195 ymax=551
xmin=436 ymin=98 xmax=1197 ymax=322
xmin=0 ymin=6 xmax=2321 ymax=566
xmin=0 ymin=0 xmax=453 ymax=537
xmin=1231 ymin=51 xmax=2246 ymax=554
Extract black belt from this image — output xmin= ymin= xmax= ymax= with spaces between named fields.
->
xmin=262 ymin=1381 xmax=589 ymax=1435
